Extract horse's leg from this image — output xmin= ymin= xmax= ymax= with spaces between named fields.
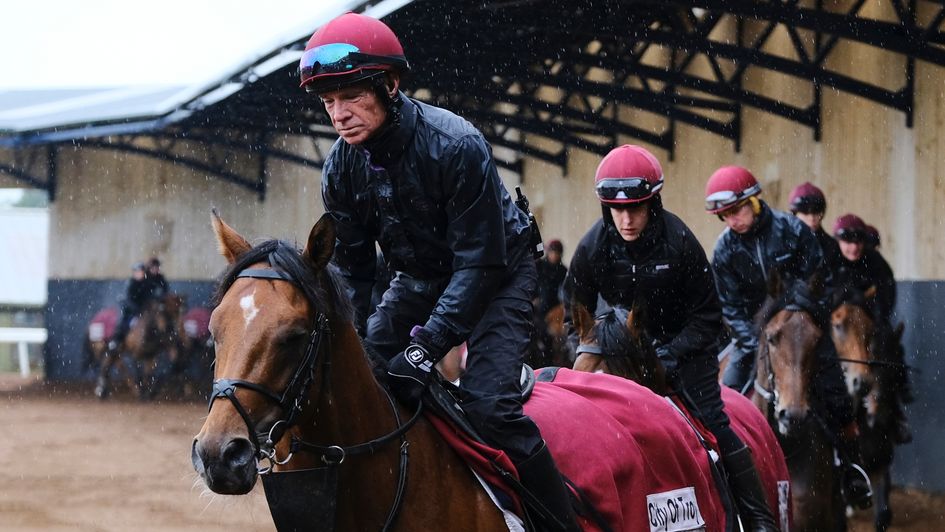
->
xmin=873 ymin=468 xmax=892 ymax=532
xmin=94 ymin=349 xmax=114 ymax=399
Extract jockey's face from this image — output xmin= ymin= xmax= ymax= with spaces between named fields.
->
xmin=795 ymin=211 xmax=824 ymax=231
xmin=720 ymin=202 xmax=756 ymax=234
xmin=319 ymin=75 xmax=399 ymax=145
xmin=839 ymin=239 xmax=865 ymax=262
xmin=609 ymin=203 xmax=650 ymax=242
xmin=546 ymin=249 xmax=561 ymax=264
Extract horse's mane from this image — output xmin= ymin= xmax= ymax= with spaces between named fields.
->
xmin=211 ymin=239 xmax=354 ymax=324
xmin=755 ymin=276 xmax=829 ymax=329
xmin=595 ymin=307 xmax=648 ymax=375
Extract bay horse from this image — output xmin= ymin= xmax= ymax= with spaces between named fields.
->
xmin=831 ymin=286 xmax=901 ymax=531
xmin=570 ymin=301 xmax=793 ymax=531
xmin=193 ymin=211 xmax=734 ymax=531
xmin=755 ymin=272 xmax=844 ymax=531
xmin=94 ymin=292 xmax=184 ymax=400
xmin=526 ymin=302 xmax=573 ymax=369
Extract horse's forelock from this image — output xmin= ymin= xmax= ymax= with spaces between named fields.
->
xmin=595 ymin=308 xmax=642 ymax=360
xmin=212 ymin=239 xmax=353 ymax=324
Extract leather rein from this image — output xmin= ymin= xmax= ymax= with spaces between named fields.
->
xmin=208 ymin=260 xmax=422 ymax=531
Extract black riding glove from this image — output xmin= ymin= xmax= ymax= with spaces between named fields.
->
xmin=655 ymin=345 xmax=681 ymax=390
xmin=387 ymin=327 xmax=447 ymax=407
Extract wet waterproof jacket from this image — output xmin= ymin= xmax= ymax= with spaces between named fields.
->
xmin=536 ymin=259 xmax=567 ymax=316
xmin=322 ymin=94 xmax=531 ymax=350
xmin=835 ymin=250 xmax=896 ymax=322
xmin=711 ymin=202 xmax=829 ymax=355
xmin=566 ymin=206 xmax=723 ymax=374
xmin=814 ymin=227 xmax=843 ymax=274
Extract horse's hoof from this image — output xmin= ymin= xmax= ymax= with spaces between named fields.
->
xmin=94 ymin=383 xmax=109 ymax=399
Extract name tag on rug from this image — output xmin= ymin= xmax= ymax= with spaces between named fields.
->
xmin=646 ymin=486 xmax=705 ymax=532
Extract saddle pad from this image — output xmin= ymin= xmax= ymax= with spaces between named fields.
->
xmin=428 ymin=368 xmax=727 ymax=532
xmin=88 ymin=307 xmax=119 ymax=342
xmin=183 ymin=307 xmax=212 ymax=339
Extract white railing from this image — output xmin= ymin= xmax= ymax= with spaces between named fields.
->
xmin=0 ymin=327 xmax=47 ymax=377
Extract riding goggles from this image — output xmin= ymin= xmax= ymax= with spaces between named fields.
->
xmin=835 ymin=228 xmax=866 ymax=242
xmin=704 ymin=183 xmax=761 ymax=213
xmin=299 ymin=43 xmax=408 ymax=86
xmin=595 ymin=178 xmax=662 ymax=202
xmin=790 ymin=195 xmax=826 ymax=214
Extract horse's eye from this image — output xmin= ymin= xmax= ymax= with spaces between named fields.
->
xmin=766 ymin=333 xmax=779 ymax=346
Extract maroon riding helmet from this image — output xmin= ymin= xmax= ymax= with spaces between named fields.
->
xmin=833 ymin=213 xmax=868 ymax=242
xmin=299 ymin=12 xmax=410 ymax=94
xmin=704 ymin=166 xmax=762 ymax=215
xmin=788 ymin=182 xmax=827 ymax=214
xmin=594 ymin=145 xmax=664 ymax=207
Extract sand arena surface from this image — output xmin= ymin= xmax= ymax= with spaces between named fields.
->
xmin=0 ymin=375 xmax=942 ymax=531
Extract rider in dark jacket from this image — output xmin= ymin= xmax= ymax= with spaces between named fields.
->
xmin=833 ymin=214 xmax=912 ymax=443
xmin=110 ymin=259 xmax=168 ymax=350
xmin=536 ymin=239 xmax=567 ymax=318
xmin=566 ymin=145 xmax=778 ymax=531
xmin=302 ymin=13 xmax=579 ymax=531
xmin=788 ymin=182 xmax=843 ymax=273
xmin=706 ymin=166 xmax=872 ymax=510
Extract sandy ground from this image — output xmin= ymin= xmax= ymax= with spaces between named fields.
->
xmin=0 ymin=374 xmax=942 ymax=532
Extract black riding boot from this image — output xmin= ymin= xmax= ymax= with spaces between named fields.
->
xmin=723 ymin=446 xmax=780 ymax=532
xmin=839 ymin=436 xmax=873 ymax=509
xmin=515 ymin=442 xmax=582 ymax=532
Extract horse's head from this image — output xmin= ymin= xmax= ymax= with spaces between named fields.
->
xmin=192 ymin=210 xmax=343 ymax=495
xmin=571 ymin=300 xmax=669 ymax=394
xmin=757 ymin=271 xmax=824 ymax=436
xmin=831 ymin=285 xmax=878 ymax=399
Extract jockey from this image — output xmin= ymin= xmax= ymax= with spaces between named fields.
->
xmin=109 ymin=260 xmax=164 ymax=350
xmin=705 ymin=166 xmax=873 ymax=510
xmin=301 ymin=12 xmax=580 ymax=531
xmin=788 ymin=181 xmax=843 ymax=273
xmin=832 ymin=214 xmax=912 ymax=443
xmin=144 ymin=257 xmax=169 ymax=300
xmin=564 ymin=145 xmax=778 ymax=531
xmin=536 ymin=239 xmax=567 ymax=318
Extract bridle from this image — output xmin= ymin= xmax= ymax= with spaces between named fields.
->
xmin=208 ymin=258 xmax=423 ymax=531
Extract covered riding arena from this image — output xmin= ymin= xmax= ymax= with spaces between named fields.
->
xmin=2 ymin=0 xmax=945 ymax=529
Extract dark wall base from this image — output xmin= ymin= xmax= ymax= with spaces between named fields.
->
xmin=44 ymin=279 xmax=215 ymax=381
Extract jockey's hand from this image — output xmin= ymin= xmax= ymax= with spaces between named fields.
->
xmin=387 ymin=328 xmax=446 ymax=407
xmin=655 ymin=346 xmax=680 ymax=389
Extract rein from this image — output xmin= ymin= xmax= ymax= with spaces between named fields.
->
xmin=209 ymin=260 xmax=421 ymax=531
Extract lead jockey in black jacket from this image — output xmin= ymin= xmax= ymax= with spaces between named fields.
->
xmin=705 ymin=166 xmax=873 ymax=510
xmin=565 ymin=145 xmax=778 ymax=532
xmin=300 ymin=13 xmax=579 ymax=531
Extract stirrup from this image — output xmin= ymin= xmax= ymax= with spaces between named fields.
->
xmin=843 ymin=463 xmax=873 ymax=509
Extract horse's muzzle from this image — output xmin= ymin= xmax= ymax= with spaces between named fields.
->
xmin=192 ymin=437 xmax=258 ymax=494
xmin=776 ymin=405 xmax=810 ymax=436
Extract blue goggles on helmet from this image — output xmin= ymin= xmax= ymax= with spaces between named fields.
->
xmin=299 ymin=43 xmax=408 ymax=91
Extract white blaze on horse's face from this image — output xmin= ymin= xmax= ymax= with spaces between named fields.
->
xmin=240 ymin=290 xmax=259 ymax=329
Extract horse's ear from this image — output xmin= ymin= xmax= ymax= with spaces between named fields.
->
xmin=767 ymin=269 xmax=784 ymax=297
xmin=211 ymin=209 xmax=251 ymax=264
xmin=572 ymin=299 xmax=594 ymax=339
xmin=864 ymin=285 xmax=878 ymax=299
xmin=627 ymin=298 xmax=647 ymax=338
xmin=303 ymin=213 xmax=336 ymax=272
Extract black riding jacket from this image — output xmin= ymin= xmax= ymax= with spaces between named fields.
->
xmin=566 ymin=204 xmax=723 ymax=373
xmin=322 ymin=94 xmax=531 ymax=350
xmin=711 ymin=202 xmax=829 ymax=355
xmin=835 ymin=249 xmax=896 ymax=322
xmin=536 ymin=259 xmax=567 ymax=316
xmin=814 ymin=227 xmax=843 ymax=274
